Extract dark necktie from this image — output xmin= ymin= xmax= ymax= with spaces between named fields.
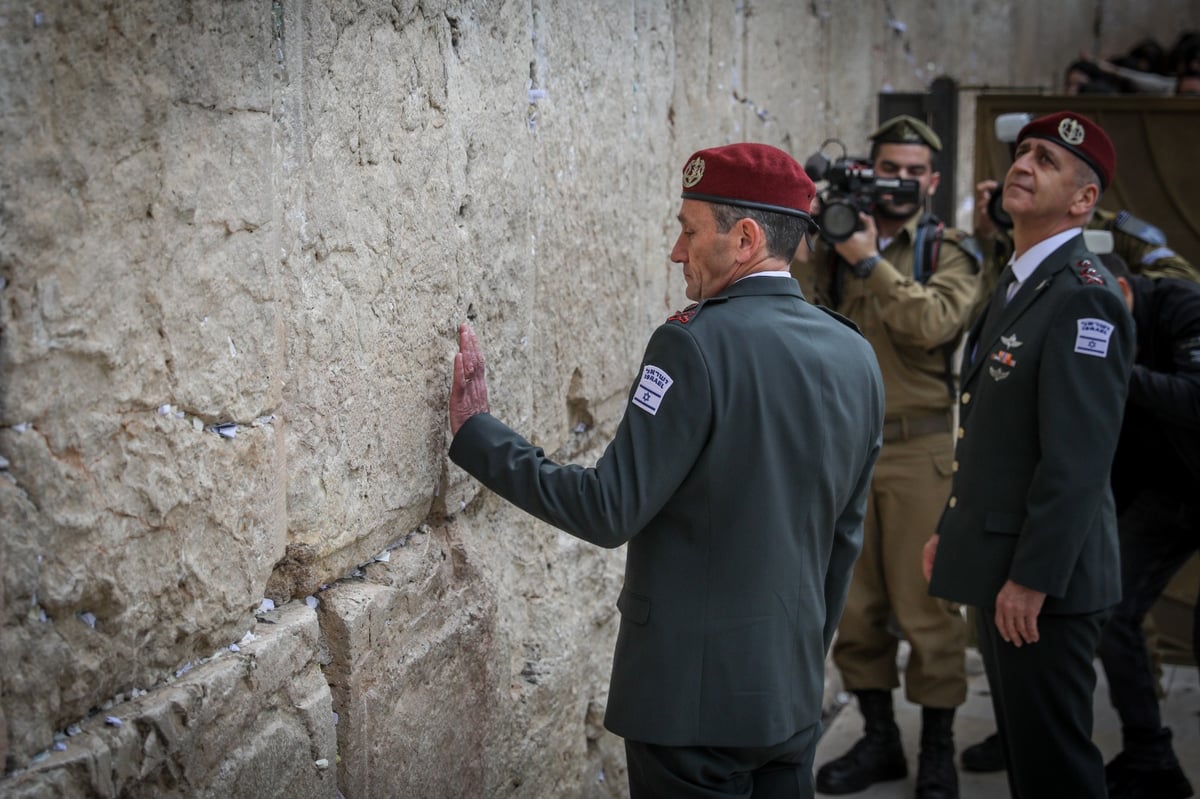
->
xmin=976 ymin=264 xmax=1016 ymax=359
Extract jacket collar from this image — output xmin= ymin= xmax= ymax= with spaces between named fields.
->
xmin=964 ymin=236 xmax=1090 ymax=383
xmin=717 ymin=273 xmax=804 ymax=301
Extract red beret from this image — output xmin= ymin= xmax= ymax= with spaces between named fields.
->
xmin=1016 ymin=111 xmax=1116 ymax=190
xmin=680 ymin=143 xmax=816 ymax=220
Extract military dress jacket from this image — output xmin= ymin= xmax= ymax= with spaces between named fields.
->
xmin=450 ymin=275 xmax=884 ymax=747
xmin=929 ymin=235 xmax=1135 ymax=614
xmin=792 ymin=215 xmax=981 ymax=418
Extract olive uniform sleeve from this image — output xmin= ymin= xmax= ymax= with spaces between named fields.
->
xmin=1117 ymin=232 xmax=1200 ymax=282
xmin=790 ymin=242 xmax=830 ymax=306
xmin=1101 ymin=209 xmax=1200 ymax=282
xmin=449 ymin=321 xmax=712 ymax=549
xmin=864 ymin=235 xmax=982 ymax=348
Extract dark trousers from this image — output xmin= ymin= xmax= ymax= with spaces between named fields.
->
xmin=976 ymin=607 xmax=1110 ymax=799
xmin=1097 ymin=490 xmax=1200 ymax=765
xmin=624 ymin=723 xmax=819 ymax=799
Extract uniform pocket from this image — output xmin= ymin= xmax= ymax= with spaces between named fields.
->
xmin=617 ymin=588 xmax=651 ymax=625
xmin=931 ymin=448 xmax=955 ymax=478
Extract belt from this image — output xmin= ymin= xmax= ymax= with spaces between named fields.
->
xmin=881 ymin=413 xmax=952 ymax=443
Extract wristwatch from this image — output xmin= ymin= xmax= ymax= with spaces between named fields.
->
xmin=851 ymin=253 xmax=882 ymax=278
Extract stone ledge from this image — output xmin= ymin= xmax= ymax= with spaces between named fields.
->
xmin=0 ymin=601 xmax=337 ymax=799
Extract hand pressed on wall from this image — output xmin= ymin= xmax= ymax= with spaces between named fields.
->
xmin=450 ymin=322 xmax=490 ymax=436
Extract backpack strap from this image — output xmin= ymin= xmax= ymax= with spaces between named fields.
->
xmin=912 ymin=213 xmax=945 ymax=284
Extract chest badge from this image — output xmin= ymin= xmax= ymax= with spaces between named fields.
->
xmin=1000 ymin=333 xmax=1023 ymax=349
xmin=990 ymin=350 xmax=1016 ymax=367
xmin=988 ymin=366 xmax=1011 ymax=382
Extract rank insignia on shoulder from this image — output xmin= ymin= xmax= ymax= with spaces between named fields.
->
xmin=1076 ymin=259 xmax=1105 ymax=285
xmin=667 ymin=303 xmax=699 ymax=324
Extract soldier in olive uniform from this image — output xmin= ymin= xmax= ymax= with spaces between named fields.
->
xmin=450 ymin=143 xmax=885 ymax=799
xmin=924 ymin=112 xmax=1135 ymax=798
xmin=792 ymin=116 xmax=980 ymax=798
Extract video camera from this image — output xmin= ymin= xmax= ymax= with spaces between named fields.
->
xmin=803 ymin=140 xmax=920 ymax=243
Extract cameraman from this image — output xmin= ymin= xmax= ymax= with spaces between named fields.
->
xmin=791 ymin=115 xmax=981 ymax=798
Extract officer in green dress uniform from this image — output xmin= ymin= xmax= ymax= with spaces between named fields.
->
xmin=923 ymin=112 xmax=1135 ymax=798
xmin=792 ymin=115 xmax=980 ymax=799
xmin=962 ymin=130 xmax=1200 ymax=781
xmin=449 ymin=143 xmax=885 ymax=798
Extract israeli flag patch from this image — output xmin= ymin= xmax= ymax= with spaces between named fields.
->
xmin=1074 ymin=318 xmax=1114 ymax=358
xmin=632 ymin=364 xmax=674 ymax=415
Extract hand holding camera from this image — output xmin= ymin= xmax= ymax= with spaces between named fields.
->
xmin=803 ymin=141 xmax=920 ymax=243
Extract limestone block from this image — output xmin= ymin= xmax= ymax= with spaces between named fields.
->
xmin=319 ymin=549 xmax=503 ymax=797
xmin=275 ymin=1 xmax=544 ymax=588
xmin=0 ymin=0 xmax=287 ymax=767
xmin=318 ymin=501 xmax=625 ymax=798
xmin=1 ymin=413 xmax=284 ymax=767
xmin=0 ymin=601 xmax=336 ymax=799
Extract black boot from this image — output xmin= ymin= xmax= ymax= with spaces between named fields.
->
xmin=815 ymin=689 xmax=907 ymax=795
xmin=960 ymin=732 xmax=1005 ymax=773
xmin=916 ymin=707 xmax=959 ymax=799
xmin=1107 ymin=727 xmax=1195 ymax=799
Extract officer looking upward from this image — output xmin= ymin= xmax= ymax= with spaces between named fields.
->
xmin=792 ymin=115 xmax=981 ymax=799
xmin=924 ymin=111 xmax=1135 ymax=797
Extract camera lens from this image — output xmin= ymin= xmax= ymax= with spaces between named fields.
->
xmin=987 ymin=190 xmax=1012 ymax=230
xmin=819 ymin=201 xmax=861 ymax=243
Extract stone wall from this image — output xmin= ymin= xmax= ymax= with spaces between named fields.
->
xmin=2 ymin=2 xmax=1196 ymax=796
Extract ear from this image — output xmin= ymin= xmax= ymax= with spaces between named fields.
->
xmin=926 ymin=171 xmax=941 ymax=197
xmin=1116 ymin=276 xmax=1134 ymax=312
xmin=735 ymin=217 xmax=766 ymax=259
xmin=1070 ymin=182 xmax=1099 ymax=216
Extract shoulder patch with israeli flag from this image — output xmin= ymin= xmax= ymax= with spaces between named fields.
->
xmin=1074 ymin=318 xmax=1114 ymax=358
xmin=632 ymin=364 xmax=674 ymax=415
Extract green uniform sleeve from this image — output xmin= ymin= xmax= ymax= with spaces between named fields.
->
xmin=449 ymin=322 xmax=712 ymax=548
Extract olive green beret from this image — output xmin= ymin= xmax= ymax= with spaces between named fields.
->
xmin=869 ymin=115 xmax=942 ymax=152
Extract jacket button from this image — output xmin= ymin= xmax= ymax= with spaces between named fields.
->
xmin=958 ymin=426 xmax=965 ymax=439
xmin=952 ymin=460 xmax=959 ymax=472
xmin=948 ymin=496 xmax=958 ymax=508
xmin=962 ymin=392 xmax=971 ymax=405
